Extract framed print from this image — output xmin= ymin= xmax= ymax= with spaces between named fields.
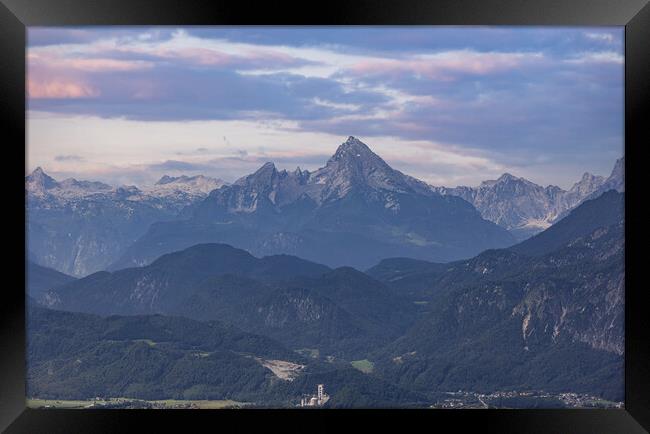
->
xmin=1 ymin=0 xmax=649 ymax=432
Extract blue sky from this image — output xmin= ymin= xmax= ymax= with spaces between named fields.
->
xmin=27 ymin=26 xmax=624 ymax=188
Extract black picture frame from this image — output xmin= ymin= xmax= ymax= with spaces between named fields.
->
xmin=1 ymin=0 xmax=648 ymax=432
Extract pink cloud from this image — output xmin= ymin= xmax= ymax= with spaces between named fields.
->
xmin=29 ymin=53 xmax=154 ymax=72
xmin=28 ymin=78 xmax=99 ymax=99
xmin=148 ymin=47 xmax=234 ymax=66
xmin=63 ymin=58 xmax=154 ymax=72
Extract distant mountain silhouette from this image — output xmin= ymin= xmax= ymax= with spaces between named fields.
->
xmin=113 ymin=137 xmax=515 ymax=270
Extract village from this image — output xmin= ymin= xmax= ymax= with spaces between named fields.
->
xmin=298 ymin=384 xmax=329 ymax=407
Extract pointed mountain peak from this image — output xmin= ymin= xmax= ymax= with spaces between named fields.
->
xmin=568 ymin=172 xmax=604 ymax=195
xmin=497 ymin=173 xmax=518 ymax=182
xmin=256 ymin=162 xmax=277 ymax=173
xmin=345 ymin=136 xmax=364 ymax=146
xmin=29 ymin=167 xmax=55 ymax=180
xmin=333 ymin=136 xmax=373 ymax=156
xmin=580 ymin=172 xmax=593 ymax=181
xmin=328 ymin=136 xmax=388 ymax=168
xmin=610 ymin=157 xmax=624 ymax=177
xmin=26 ymin=166 xmax=58 ymax=190
xmin=599 ymin=156 xmax=624 ymax=192
xmin=235 ymin=162 xmax=278 ymax=187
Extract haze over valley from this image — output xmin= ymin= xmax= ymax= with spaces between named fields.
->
xmin=26 ymin=26 xmax=625 ymax=409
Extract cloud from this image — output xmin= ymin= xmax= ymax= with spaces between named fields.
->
xmin=585 ymin=32 xmax=615 ymax=43
xmin=26 ymin=27 xmax=625 ymax=189
xmin=147 ymin=160 xmax=214 ymax=172
xmin=54 ymin=154 xmax=85 ymax=162
xmin=565 ymin=51 xmax=624 ymax=64
xmin=29 ymin=52 xmax=154 ymax=72
xmin=28 ymin=66 xmax=389 ymax=122
xmin=347 ymin=50 xmax=544 ymax=80
xmin=28 ymin=78 xmax=99 ymax=99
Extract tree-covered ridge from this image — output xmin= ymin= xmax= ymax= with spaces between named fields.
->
xmin=370 ymin=192 xmax=625 ymax=401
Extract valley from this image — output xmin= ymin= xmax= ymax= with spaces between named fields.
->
xmin=429 ymin=390 xmax=623 ymax=409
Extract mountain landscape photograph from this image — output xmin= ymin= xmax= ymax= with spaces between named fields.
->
xmin=26 ymin=26 xmax=624 ymax=409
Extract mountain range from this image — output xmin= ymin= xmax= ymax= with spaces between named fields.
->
xmin=433 ymin=157 xmax=623 ymax=240
xmin=30 ymin=190 xmax=625 ymax=406
xmin=26 ymin=168 xmax=225 ymax=276
xmin=111 ymin=137 xmax=516 ymax=270
xmin=26 ymin=137 xmax=622 ymax=277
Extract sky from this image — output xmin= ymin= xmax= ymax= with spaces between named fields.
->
xmin=27 ymin=26 xmax=624 ymax=189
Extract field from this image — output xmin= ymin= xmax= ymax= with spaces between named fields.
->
xmin=350 ymin=359 xmax=375 ymax=374
xmin=27 ymin=398 xmax=246 ymax=409
xmin=148 ymin=399 xmax=246 ymax=409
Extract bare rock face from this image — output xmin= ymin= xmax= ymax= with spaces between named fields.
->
xmin=511 ymin=222 xmax=624 ymax=355
xmin=432 ymin=157 xmax=622 ymax=240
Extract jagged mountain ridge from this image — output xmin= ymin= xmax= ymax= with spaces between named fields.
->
xmin=114 ymin=137 xmax=516 ymax=270
xmin=27 ymin=139 xmax=623 ymax=275
xmin=26 ymin=169 xmax=226 ymax=276
xmin=433 ymin=158 xmax=623 ymax=240
xmin=26 ymin=168 xmax=226 ymax=211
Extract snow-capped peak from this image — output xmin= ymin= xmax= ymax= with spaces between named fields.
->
xmin=147 ymin=174 xmax=226 ymax=197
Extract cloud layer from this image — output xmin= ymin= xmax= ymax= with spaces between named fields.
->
xmin=27 ymin=26 xmax=624 ymax=188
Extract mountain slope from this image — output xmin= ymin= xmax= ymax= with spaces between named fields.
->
xmin=113 ymin=137 xmax=515 ymax=270
xmin=27 ymin=305 xmax=428 ymax=407
xmin=45 ymin=243 xmax=331 ymax=316
xmin=46 ymin=243 xmax=411 ymax=358
xmin=365 ymin=258 xmax=450 ymax=301
xmin=511 ymin=190 xmax=624 ymax=257
xmin=27 ymin=305 xmax=306 ymax=401
xmin=26 ymin=261 xmax=76 ymax=300
xmin=370 ymin=191 xmax=624 ymax=400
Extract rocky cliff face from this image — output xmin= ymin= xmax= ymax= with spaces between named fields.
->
xmin=511 ymin=220 xmax=624 ymax=355
xmin=433 ymin=158 xmax=622 ymax=240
